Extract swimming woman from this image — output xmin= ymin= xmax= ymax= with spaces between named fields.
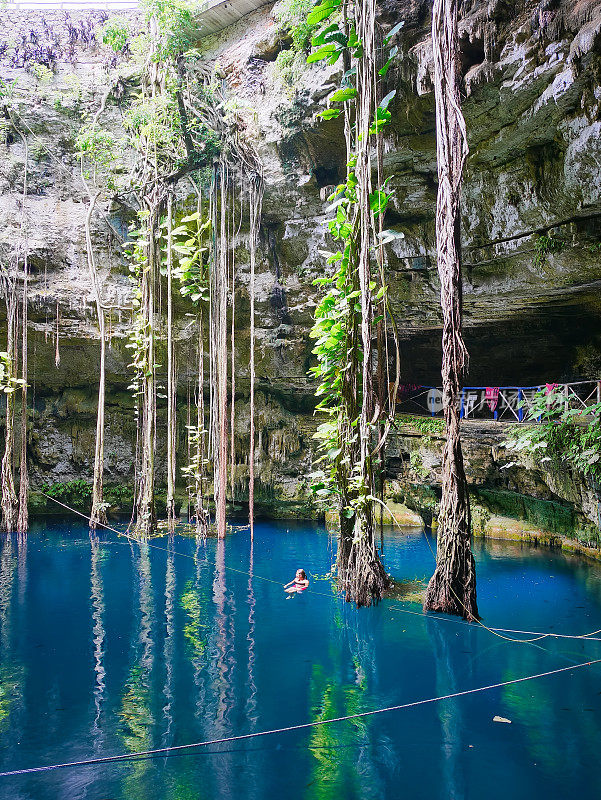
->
xmin=284 ymin=569 xmax=309 ymax=596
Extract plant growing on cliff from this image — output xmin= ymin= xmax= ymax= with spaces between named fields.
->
xmin=533 ymin=233 xmax=565 ymax=269
xmin=101 ymin=16 xmax=131 ymax=54
xmin=41 ymin=480 xmax=92 ymax=510
xmin=274 ymin=0 xmax=319 ymax=52
xmin=504 ymin=388 xmax=601 ymax=484
xmin=306 ymin=0 xmax=403 ymax=606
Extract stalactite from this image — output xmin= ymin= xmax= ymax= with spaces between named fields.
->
xmin=423 ymin=0 xmax=479 ymax=621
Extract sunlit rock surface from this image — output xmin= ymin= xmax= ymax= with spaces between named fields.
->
xmin=0 ymin=0 xmax=599 ymax=532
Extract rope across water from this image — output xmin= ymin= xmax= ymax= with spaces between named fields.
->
xmin=1 ymin=494 xmax=599 ymax=778
xmin=1 ymin=658 xmax=599 ymax=778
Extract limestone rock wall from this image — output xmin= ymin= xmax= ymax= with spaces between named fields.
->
xmin=0 ymin=0 xmax=600 ymax=525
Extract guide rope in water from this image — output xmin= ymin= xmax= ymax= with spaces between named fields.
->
xmin=0 ymin=658 xmax=599 ymax=779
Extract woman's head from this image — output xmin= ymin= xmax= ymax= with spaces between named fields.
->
xmin=296 ymin=569 xmax=306 ymax=580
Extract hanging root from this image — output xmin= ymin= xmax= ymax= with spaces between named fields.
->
xmin=423 ymin=521 xmax=479 ymax=621
xmin=338 ymin=510 xmax=390 ymax=607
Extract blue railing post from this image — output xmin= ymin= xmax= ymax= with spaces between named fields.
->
xmin=518 ymin=388 xmax=524 ymax=422
xmin=460 ymin=389 xmax=465 ymax=419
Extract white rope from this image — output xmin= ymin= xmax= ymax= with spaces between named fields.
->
xmin=1 ymin=657 xmax=599 ymax=778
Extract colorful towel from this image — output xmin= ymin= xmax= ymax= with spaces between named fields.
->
xmin=485 ymin=387 xmax=499 ymax=411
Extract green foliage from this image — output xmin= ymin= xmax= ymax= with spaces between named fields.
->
xmin=504 ymin=388 xmax=601 ymax=483
xmin=101 ymin=15 xmax=131 ymax=53
xmin=142 ymin=0 xmax=197 ymax=60
xmin=306 ymin=0 xmax=401 ymax=513
xmin=533 ymin=234 xmax=565 ymax=268
xmin=76 ymin=123 xmax=118 ymax=192
xmin=104 ymin=484 xmax=134 ymax=509
xmin=76 ymin=125 xmax=117 ymax=169
xmin=0 ymin=351 xmax=24 ymax=394
xmin=409 ymin=450 xmax=429 ymax=479
xmin=162 ymin=209 xmax=212 ymax=303
xmin=124 ymin=93 xmax=184 ymax=163
xmin=398 ymin=413 xmax=445 ymax=435
xmin=274 ymin=48 xmax=302 ymax=94
xmin=30 ymin=63 xmax=53 ymax=84
xmin=124 ymin=218 xmax=153 ymax=399
xmin=41 ymin=480 xmax=92 ymax=509
xmin=274 ymin=0 xmax=320 ymax=52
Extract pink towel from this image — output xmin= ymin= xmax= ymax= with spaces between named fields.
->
xmin=485 ymin=387 xmax=499 ymax=411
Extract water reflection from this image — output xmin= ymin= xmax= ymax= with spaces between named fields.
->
xmin=90 ymin=533 xmax=106 ymax=747
xmin=428 ymin=620 xmax=470 ymax=800
xmin=0 ymin=536 xmax=24 ymax=754
xmin=208 ymin=536 xmax=237 ymax=799
xmin=119 ymin=542 xmax=156 ymax=797
xmin=162 ymin=542 xmax=175 ymax=749
xmin=305 ymin=604 xmax=382 ymax=800
xmin=1 ymin=526 xmax=601 ymax=800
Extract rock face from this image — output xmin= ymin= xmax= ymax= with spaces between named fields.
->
xmin=0 ymin=1 xmax=600 ymax=533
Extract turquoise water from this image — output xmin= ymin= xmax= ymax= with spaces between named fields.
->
xmin=1 ymin=520 xmax=601 ymax=799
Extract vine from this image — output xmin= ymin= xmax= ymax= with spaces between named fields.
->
xmin=306 ymin=0 xmax=402 ymax=606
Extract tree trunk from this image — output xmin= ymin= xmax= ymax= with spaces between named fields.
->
xmin=15 ymin=128 xmax=29 ymax=537
xmin=423 ymin=0 xmax=479 ymax=621
xmin=195 ymin=306 xmax=209 ymax=537
xmin=335 ymin=0 xmax=389 ymax=607
xmin=212 ymin=161 xmax=228 ymax=539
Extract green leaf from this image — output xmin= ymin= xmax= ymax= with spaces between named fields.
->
xmin=384 ymin=20 xmax=405 ymax=45
xmin=311 ymin=23 xmax=339 ymax=47
xmin=330 ymin=86 xmax=357 ymax=103
xmin=307 ymin=0 xmax=341 ymax=26
xmin=317 ymin=108 xmax=342 ymax=120
xmin=379 ymin=89 xmax=396 ymax=110
xmin=307 ymin=43 xmax=339 ymax=63
xmin=369 ymin=189 xmax=390 ymax=216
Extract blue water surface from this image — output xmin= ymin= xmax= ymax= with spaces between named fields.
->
xmin=1 ymin=520 xmax=601 ymax=800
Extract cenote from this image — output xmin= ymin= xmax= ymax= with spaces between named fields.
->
xmin=1 ymin=521 xmax=601 ymax=799
xmin=1 ymin=0 xmax=601 ymax=796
